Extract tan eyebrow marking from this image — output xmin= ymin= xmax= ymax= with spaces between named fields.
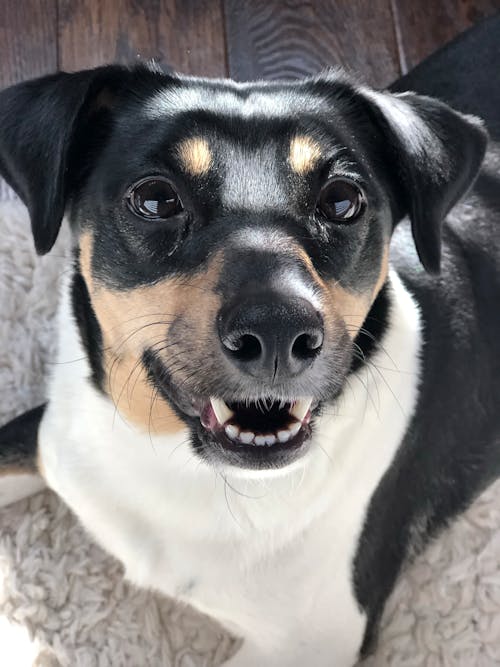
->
xmin=289 ymin=135 xmax=322 ymax=175
xmin=177 ymin=137 xmax=212 ymax=175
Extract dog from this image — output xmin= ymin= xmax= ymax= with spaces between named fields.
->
xmin=0 ymin=20 xmax=499 ymax=666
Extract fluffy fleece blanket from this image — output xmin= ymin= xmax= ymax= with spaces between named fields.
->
xmin=1 ymin=199 xmax=500 ymax=666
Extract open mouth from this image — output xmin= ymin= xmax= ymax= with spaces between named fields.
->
xmin=143 ymin=350 xmax=316 ymax=466
xmin=200 ymin=397 xmax=313 ymax=450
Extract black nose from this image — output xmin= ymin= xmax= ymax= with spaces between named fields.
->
xmin=218 ymin=293 xmax=324 ymax=380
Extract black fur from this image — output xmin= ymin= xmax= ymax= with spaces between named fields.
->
xmin=350 ymin=284 xmax=390 ymax=374
xmin=0 ymin=404 xmax=45 ymax=472
xmin=71 ymin=259 xmax=105 ymax=391
xmin=355 ymin=14 xmax=500 ymax=655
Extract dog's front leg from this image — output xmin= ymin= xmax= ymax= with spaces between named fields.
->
xmin=203 ymin=520 xmax=365 ymax=667
xmin=216 ymin=588 xmax=363 ymax=667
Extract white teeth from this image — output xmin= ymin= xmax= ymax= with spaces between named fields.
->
xmin=211 ymin=397 xmax=234 ymax=425
xmin=210 ymin=397 xmax=313 ymax=446
xmin=224 ymin=425 xmax=302 ymax=446
xmin=290 ymin=398 xmax=313 ymax=422
xmin=253 ymin=434 xmax=277 ymax=446
xmin=225 ymin=424 xmax=239 ymax=440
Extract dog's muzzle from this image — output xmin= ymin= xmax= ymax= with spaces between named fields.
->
xmin=145 ymin=283 xmax=340 ymax=469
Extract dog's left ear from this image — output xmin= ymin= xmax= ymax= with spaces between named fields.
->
xmin=360 ymin=89 xmax=488 ymax=273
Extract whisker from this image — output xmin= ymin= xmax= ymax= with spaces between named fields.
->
xmin=221 ymin=473 xmax=245 ymax=531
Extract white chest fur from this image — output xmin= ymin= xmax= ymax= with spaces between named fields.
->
xmin=39 ymin=269 xmax=421 ymax=666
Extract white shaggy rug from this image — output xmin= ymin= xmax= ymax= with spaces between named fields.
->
xmin=1 ymin=199 xmax=500 ymax=666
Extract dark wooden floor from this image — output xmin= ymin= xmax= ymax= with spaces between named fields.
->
xmin=0 ymin=0 xmax=499 ymax=199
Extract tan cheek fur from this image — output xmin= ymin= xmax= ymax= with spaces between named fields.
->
xmin=329 ymin=244 xmax=390 ymax=338
xmin=289 ymin=135 xmax=322 ymax=175
xmin=80 ymin=233 xmax=221 ymax=435
xmin=177 ymin=137 xmax=212 ymax=176
xmin=294 ymin=243 xmax=390 ymax=340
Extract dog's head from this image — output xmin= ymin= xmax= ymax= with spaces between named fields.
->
xmin=0 ymin=65 xmax=487 ymax=471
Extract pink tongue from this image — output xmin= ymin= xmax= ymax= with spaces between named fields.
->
xmin=200 ymin=403 xmax=219 ymax=430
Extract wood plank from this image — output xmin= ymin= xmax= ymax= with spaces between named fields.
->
xmin=58 ymin=0 xmax=227 ymax=76
xmin=224 ymin=0 xmax=400 ymax=87
xmin=392 ymin=0 xmax=500 ymax=73
xmin=0 ymin=0 xmax=57 ymax=86
xmin=0 ymin=0 xmax=57 ymax=200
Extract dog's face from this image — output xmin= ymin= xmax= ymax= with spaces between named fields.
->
xmin=0 ymin=65 xmax=486 ymax=471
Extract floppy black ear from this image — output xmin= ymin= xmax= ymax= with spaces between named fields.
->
xmin=0 ymin=65 xmax=160 ymax=255
xmin=361 ymin=89 xmax=488 ymax=273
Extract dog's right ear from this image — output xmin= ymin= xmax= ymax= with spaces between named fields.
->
xmin=358 ymin=88 xmax=487 ymax=274
xmin=0 ymin=65 xmax=164 ymax=255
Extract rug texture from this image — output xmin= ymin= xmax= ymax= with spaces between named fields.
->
xmin=0 ymin=200 xmax=499 ymax=667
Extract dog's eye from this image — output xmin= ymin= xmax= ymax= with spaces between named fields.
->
xmin=127 ymin=177 xmax=183 ymax=220
xmin=316 ymin=178 xmax=365 ymax=222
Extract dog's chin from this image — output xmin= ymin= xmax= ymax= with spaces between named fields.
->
xmin=143 ymin=351 xmax=331 ymax=470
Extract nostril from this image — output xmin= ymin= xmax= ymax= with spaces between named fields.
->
xmin=291 ymin=330 xmax=324 ymax=361
xmin=223 ymin=333 xmax=262 ymax=362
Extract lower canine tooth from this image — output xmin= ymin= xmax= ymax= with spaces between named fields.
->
xmin=277 ymin=430 xmax=291 ymax=443
xmin=225 ymin=424 xmax=239 ymax=440
xmin=239 ymin=431 xmax=255 ymax=444
xmin=289 ymin=422 xmax=301 ymax=437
